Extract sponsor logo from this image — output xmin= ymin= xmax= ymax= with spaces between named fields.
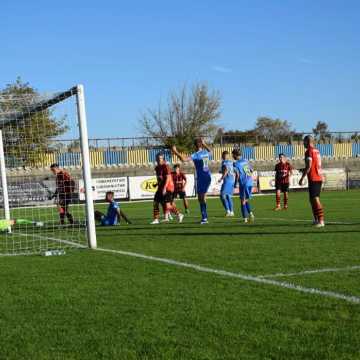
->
xmin=140 ymin=178 xmax=158 ymax=193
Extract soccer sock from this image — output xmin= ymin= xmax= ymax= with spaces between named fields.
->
xmin=241 ymin=204 xmax=248 ymax=219
xmin=162 ymin=203 xmax=167 ymax=215
xmin=283 ymin=192 xmax=288 ymax=208
xmin=311 ymin=202 xmax=318 ymax=222
xmin=227 ymin=195 xmax=234 ymax=212
xmin=276 ymin=192 xmax=281 ymax=208
xmin=59 ymin=213 xmax=65 ymax=225
xmin=220 ymin=195 xmax=229 ymax=211
xmin=66 ymin=212 xmax=74 ymax=224
xmin=245 ymin=202 xmax=252 ymax=215
xmin=314 ymin=203 xmax=325 ymax=223
xmin=153 ymin=203 xmax=160 ymax=219
xmin=171 ymin=204 xmax=180 ymax=216
xmin=200 ymin=202 xmax=208 ymax=220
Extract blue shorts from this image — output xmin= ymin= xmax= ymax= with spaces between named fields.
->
xmin=221 ymin=181 xmax=235 ymax=196
xmin=239 ymin=185 xmax=252 ymax=200
xmin=101 ymin=217 xmax=118 ymax=226
xmin=196 ymin=177 xmax=211 ymax=195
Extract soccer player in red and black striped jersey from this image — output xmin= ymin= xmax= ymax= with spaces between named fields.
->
xmin=50 ymin=163 xmax=75 ymax=225
xmin=274 ymin=154 xmax=293 ymax=210
xmin=151 ymin=153 xmax=184 ymax=224
xmin=171 ymin=164 xmax=189 ymax=214
xmin=299 ymin=135 xmax=325 ymax=227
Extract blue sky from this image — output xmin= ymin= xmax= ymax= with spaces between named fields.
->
xmin=1 ymin=0 xmax=359 ymax=138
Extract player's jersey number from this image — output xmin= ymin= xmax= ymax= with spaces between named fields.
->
xmin=243 ymin=164 xmax=252 ymax=176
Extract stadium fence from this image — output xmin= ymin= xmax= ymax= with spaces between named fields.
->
xmin=16 ymin=140 xmax=360 ymax=168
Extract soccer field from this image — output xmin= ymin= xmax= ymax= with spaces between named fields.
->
xmin=0 ymin=190 xmax=359 ymax=359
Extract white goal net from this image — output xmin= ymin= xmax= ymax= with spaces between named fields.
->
xmin=0 ymin=84 xmax=96 ymax=256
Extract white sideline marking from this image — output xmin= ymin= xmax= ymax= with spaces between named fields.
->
xmin=0 ymin=233 xmax=85 ymax=256
xmin=18 ymin=232 xmax=87 ymax=248
xmin=96 ymin=247 xmax=360 ymax=305
xmin=259 ymin=265 xmax=360 ymax=279
xmin=258 ymin=217 xmax=357 ymax=225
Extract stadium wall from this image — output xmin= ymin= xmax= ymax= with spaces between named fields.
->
xmin=18 ymin=143 xmax=360 ymax=169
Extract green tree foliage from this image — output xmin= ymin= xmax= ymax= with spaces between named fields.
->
xmin=312 ymin=121 xmax=331 ymax=142
xmin=214 ymin=128 xmax=258 ymax=144
xmin=253 ymin=117 xmax=294 ymax=143
xmin=0 ymin=78 xmax=68 ymax=166
xmin=139 ymin=83 xmax=221 ymax=152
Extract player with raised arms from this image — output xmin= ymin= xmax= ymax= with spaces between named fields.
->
xmin=151 ymin=153 xmax=184 ymax=224
xmin=274 ymin=153 xmax=293 ymax=210
xmin=218 ymin=150 xmax=235 ymax=216
xmin=94 ymin=191 xmax=131 ymax=226
xmin=172 ymin=138 xmax=212 ymax=224
xmin=50 ymin=163 xmax=75 ymax=225
xmin=299 ymin=135 xmax=325 ymax=227
xmin=233 ymin=149 xmax=255 ymax=223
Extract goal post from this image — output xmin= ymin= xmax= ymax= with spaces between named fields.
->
xmin=0 ymin=84 xmax=96 ymax=255
xmin=75 ymin=85 xmax=96 ymax=249
xmin=0 ymin=130 xmax=11 ymax=233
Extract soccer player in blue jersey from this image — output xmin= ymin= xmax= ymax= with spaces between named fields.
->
xmin=232 ymin=149 xmax=255 ymax=223
xmin=172 ymin=138 xmax=212 ymax=224
xmin=218 ymin=150 xmax=235 ymax=216
xmin=94 ymin=191 xmax=131 ymax=226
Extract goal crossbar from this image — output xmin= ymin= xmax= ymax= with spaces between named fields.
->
xmin=0 ymin=86 xmax=78 ymax=125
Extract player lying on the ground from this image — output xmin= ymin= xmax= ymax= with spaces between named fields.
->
xmin=274 ymin=153 xmax=293 ymax=211
xmin=50 ymin=163 xmax=75 ymax=225
xmin=151 ymin=153 xmax=184 ymax=224
xmin=233 ymin=149 xmax=255 ymax=223
xmin=0 ymin=219 xmax=44 ymax=231
xmin=94 ymin=191 xmax=131 ymax=226
xmin=218 ymin=151 xmax=235 ymax=216
xmin=171 ymin=164 xmax=190 ymax=214
xmin=172 ymin=138 xmax=212 ymax=224
xmin=299 ymin=135 xmax=325 ymax=228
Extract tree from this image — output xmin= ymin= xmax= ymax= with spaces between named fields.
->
xmin=312 ymin=121 xmax=331 ymax=142
xmin=214 ymin=128 xmax=258 ymax=144
xmin=139 ymin=83 xmax=221 ymax=152
xmin=0 ymin=78 xmax=68 ymax=166
xmin=253 ymin=117 xmax=293 ymax=143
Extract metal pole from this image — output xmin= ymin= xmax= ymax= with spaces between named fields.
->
xmin=0 ymin=130 xmax=11 ymax=232
xmin=76 ymin=85 xmax=97 ymax=249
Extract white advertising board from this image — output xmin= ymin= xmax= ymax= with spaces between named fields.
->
xmin=129 ymin=174 xmax=195 ymax=200
xmin=79 ymin=177 xmax=128 ymax=200
xmin=258 ymin=168 xmax=346 ymax=191
xmin=207 ymin=172 xmax=259 ymax=196
xmin=258 ymin=170 xmax=308 ymax=191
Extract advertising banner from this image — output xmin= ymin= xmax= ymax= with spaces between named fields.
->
xmin=129 ymin=174 xmax=195 ymax=200
xmin=322 ymin=168 xmax=347 ymax=190
xmin=258 ymin=170 xmax=308 ymax=191
xmin=79 ymin=177 xmax=128 ymax=201
xmin=258 ymin=169 xmax=346 ymax=191
xmin=0 ymin=180 xmax=57 ymax=207
xmin=207 ymin=172 xmax=258 ymax=196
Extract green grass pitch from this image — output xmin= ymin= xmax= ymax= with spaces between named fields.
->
xmin=0 ymin=190 xmax=359 ymax=359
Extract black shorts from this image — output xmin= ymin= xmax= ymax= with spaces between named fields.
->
xmin=154 ymin=191 xmax=174 ymax=204
xmin=275 ymin=183 xmax=289 ymax=193
xmin=173 ymin=191 xmax=186 ymax=199
xmin=308 ymin=181 xmax=322 ymax=198
xmin=58 ymin=194 xmax=73 ymax=207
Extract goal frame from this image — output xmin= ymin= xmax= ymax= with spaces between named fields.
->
xmin=0 ymin=84 xmax=97 ymax=250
